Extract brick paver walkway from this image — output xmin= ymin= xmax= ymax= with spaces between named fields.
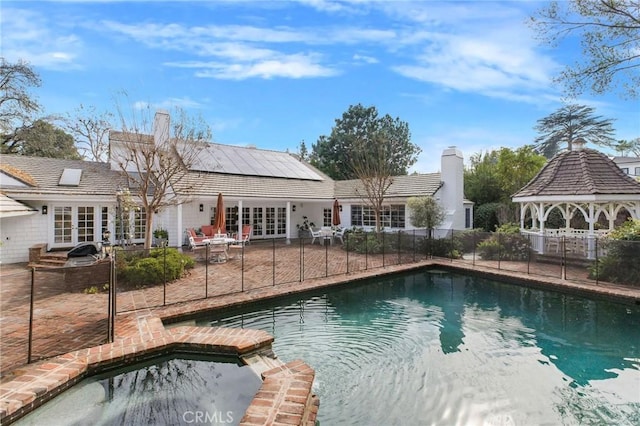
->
xmin=2 ymin=241 xmax=639 ymax=379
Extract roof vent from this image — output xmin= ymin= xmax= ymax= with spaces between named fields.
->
xmin=59 ymin=168 xmax=82 ymax=186
xmin=572 ymin=138 xmax=587 ymax=151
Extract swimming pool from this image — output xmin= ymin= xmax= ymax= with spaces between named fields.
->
xmin=14 ymin=354 xmax=262 ymax=426
xmin=197 ymin=270 xmax=640 ymax=425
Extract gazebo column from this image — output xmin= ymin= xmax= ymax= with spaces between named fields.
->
xmin=586 ymin=203 xmax=596 ymax=260
xmin=537 ymin=202 xmax=546 ymax=254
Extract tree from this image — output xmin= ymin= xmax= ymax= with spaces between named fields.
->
xmin=1 ymin=58 xmax=42 ymax=153
xmin=534 ymin=104 xmax=616 ymax=158
xmin=65 ymin=104 xmax=114 ymax=161
xmin=530 ymin=0 xmax=640 ymax=99
xmin=9 ymin=119 xmax=80 ymax=159
xmin=464 ymin=151 xmax=502 ymax=206
xmin=465 ymin=146 xmax=547 ymax=230
xmin=613 ymin=138 xmax=640 ymax=157
xmin=311 ymin=104 xmax=420 ymax=231
xmin=296 ymin=139 xmax=309 ymax=161
xmin=310 ymin=104 xmax=420 ymax=180
xmin=111 ymin=105 xmax=211 ymax=249
xmin=407 ymin=196 xmax=445 ymax=235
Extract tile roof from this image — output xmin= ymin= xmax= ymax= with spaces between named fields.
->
xmin=335 ymin=173 xmax=442 ymax=199
xmin=513 ymin=148 xmax=640 ymax=198
xmin=0 ymin=155 xmax=127 ymax=196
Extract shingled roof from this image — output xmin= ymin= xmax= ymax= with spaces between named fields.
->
xmin=513 ymin=148 xmax=640 ymax=198
xmin=0 ymin=155 xmax=127 ymax=196
xmin=335 ymin=173 xmax=443 ymax=199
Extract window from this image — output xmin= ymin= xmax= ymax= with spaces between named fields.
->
xmin=101 ymin=207 xmax=109 ymax=239
xmin=350 ymin=205 xmax=405 ymax=228
xmin=242 ymin=207 xmax=250 ymax=226
xmin=277 ymin=207 xmax=287 ymax=235
xmin=133 ymin=208 xmax=146 ymax=239
xmin=265 ymin=207 xmax=275 ymax=235
xmin=77 ymin=206 xmax=95 ymax=242
xmin=351 ymin=205 xmax=362 ymax=226
xmin=634 ymin=167 xmax=640 ymax=176
xmin=323 ymin=208 xmax=332 ymax=227
xmin=465 ymin=208 xmax=471 ymax=229
xmin=621 ymin=167 xmax=629 ymax=174
xmin=253 ymin=208 xmax=263 ymax=236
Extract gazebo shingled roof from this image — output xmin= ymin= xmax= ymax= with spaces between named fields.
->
xmin=513 ymin=148 xmax=640 ymax=198
xmin=512 ymin=146 xmax=640 ymax=259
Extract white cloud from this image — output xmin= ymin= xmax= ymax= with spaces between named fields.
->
xmin=353 ymin=54 xmax=378 ymax=64
xmin=0 ymin=8 xmax=81 ymax=69
xmin=172 ymin=53 xmax=338 ymax=80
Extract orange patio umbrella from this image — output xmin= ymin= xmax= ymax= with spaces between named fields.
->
xmin=212 ymin=192 xmax=226 ymax=234
xmin=332 ymin=199 xmax=341 ymax=226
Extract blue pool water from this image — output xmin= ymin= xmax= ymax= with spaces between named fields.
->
xmin=15 ymin=355 xmax=262 ymax=426
xmin=198 ymin=270 xmax=640 ymax=425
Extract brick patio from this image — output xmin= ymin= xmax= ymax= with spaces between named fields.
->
xmin=1 ymin=241 xmax=639 ymax=425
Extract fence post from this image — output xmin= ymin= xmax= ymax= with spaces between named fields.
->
xmin=562 ymin=236 xmax=566 ymax=280
xmin=272 ymin=238 xmax=276 ymax=286
xmin=382 ymin=231 xmax=386 ymax=267
xmin=300 ymin=236 xmax=305 ymax=282
xmin=450 ymin=230 xmax=454 ymax=263
xmin=346 ymin=232 xmax=349 ymax=274
xmin=397 ymin=231 xmax=401 ymax=265
xmin=595 ymin=238 xmax=599 ymax=286
xmin=365 ymin=230 xmax=369 ymax=270
xmin=163 ymin=245 xmax=167 ymax=306
xmin=27 ymin=267 xmax=35 ymax=364
xmin=472 ymin=231 xmax=477 ymax=266
xmin=497 ymin=232 xmax=502 ymax=270
xmin=412 ymin=230 xmax=416 ymax=263
xmin=325 ymin=236 xmax=329 ymax=277
xmin=205 ymin=243 xmax=209 ymax=298
xmin=527 ymin=233 xmax=531 ymax=275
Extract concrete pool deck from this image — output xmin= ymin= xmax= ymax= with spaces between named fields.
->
xmin=1 ymin=256 xmax=639 ymax=425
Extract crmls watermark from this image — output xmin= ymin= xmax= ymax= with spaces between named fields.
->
xmin=182 ymin=410 xmax=234 ymax=424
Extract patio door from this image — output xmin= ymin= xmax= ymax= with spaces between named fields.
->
xmin=51 ymin=205 xmax=98 ymax=248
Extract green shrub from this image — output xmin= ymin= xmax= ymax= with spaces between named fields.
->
xmin=590 ymin=219 xmax=640 ymax=285
xmin=477 ymin=223 xmax=531 ymax=261
xmin=417 ymin=234 xmax=463 ymax=259
xmin=344 ymin=230 xmax=395 ymax=254
xmin=117 ymin=247 xmax=194 ymax=288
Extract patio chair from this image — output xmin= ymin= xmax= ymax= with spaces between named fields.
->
xmin=334 ymin=227 xmax=345 ymax=244
xmin=309 ymin=226 xmax=323 ymax=245
xmin=186 ymin=228 xmax=208 ymax=245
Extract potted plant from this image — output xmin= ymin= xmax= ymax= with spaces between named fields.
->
xmin=296 ymin=216 xmax=315 ymax=238
xmin=153 ymin=227 xmax=169 ymax=247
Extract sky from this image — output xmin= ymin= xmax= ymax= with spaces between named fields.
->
xmin=2 ymin=0 xmax=639 ymax=173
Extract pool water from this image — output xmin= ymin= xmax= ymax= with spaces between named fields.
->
xmin=14 ymin=355 xmax=262 ymax=426
xmin=198 ymin=270 xmax=640 ymax=426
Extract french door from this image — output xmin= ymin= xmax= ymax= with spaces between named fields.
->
xmin=52 ymin=205 xmax=97 ymax=248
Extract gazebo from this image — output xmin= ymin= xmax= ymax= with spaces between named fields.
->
xmin=512 ymin=141 xmax=640 ymax=259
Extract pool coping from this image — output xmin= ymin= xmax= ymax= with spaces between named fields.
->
xmin=1 ymin=259 xmax=638 ymax=425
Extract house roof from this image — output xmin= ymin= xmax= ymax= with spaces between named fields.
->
xmin=0 ymin=155 xmax=127 ymax=196
xmin=172 ymin=167 xmax=335 ymax=200
xmin=513 ymin=148 xmax=640 ymax=198
xmin=335 ymin=173 xmax=443 ymax=200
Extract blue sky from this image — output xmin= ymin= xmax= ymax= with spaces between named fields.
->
xmin=2 ymin=0 xmax=638 ymax=172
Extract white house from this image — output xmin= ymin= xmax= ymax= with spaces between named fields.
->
xmin=612 ymin=156 xmax=640 ymax=179
xmin=0 ymin=112 xmax=472 ymax=264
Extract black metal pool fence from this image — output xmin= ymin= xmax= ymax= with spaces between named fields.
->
xmin=112 ymin=228 xmax=639 ymax=314
xmin=12 ymin=228 xmax=637 ymax=373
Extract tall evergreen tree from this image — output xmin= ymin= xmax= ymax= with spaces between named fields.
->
xmin=533 ymin=104 xmax=616 ymax=158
